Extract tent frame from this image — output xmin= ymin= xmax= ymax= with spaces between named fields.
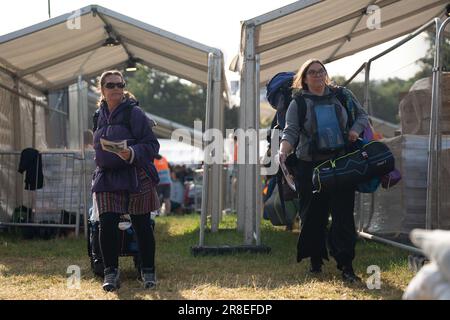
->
xmin=0 ymin=5 xmax=226 ymax=238
xmin=354 ymin=18 xmax=444 ymax=255
xmin=235 ymin=0 xmax=323 ymax=247
xmin=237 ymin=1 xmax=450 ymax=251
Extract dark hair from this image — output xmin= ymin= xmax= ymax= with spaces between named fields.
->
xmin=154 ymin=154 xmax=162 ymax=160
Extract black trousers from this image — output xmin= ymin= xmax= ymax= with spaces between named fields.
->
xmin=294 ymin=160 xmax=356 ymax=267
xmin=99 ymin=212 xmax=155 ymax=272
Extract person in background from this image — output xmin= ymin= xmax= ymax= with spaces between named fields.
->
xmin=169 ymin=170 xmax=185 ymax=215
xmin=154 ymin=154 xmax=171 ymax=215
xmin=92 ymin=70 xmax=160 ymax=291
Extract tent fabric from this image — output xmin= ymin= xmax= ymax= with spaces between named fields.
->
xmin=0 ymin=5 xmax=227 ymax=94
xmin=239 ymin=0 xmax=449 ymax=85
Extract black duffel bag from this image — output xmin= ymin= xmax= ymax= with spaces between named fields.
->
xmin=312 ymin=140 xmax=395 ymax=193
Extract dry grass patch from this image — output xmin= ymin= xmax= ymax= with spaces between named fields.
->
xmin=0 ymin=214 xmax=415 ymax=300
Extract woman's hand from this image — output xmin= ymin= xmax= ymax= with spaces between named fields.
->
xmin=348 ymin=130 xmax=359 ymax=143
xmin=279 ymin=151 xmax=288 ymax=165
xmin=118 ymin=148 xmax=131 ymax=161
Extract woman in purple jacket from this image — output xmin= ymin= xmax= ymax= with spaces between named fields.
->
xmin=92 ymin=70 xmax=160 ymax=292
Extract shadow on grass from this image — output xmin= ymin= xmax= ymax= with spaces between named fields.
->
xmin=141 ymin=215 xmax=410 ymax=299
xmin=0 ymin=215 xmax=412 ymax=299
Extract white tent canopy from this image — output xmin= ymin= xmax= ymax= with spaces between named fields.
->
xmin=0 ymin=5 xmax=228 ymax=238
xmin=0 ymin=4 xmax=229 ymax=94
xmin=237 ymin=0 xmax=449 ymax=85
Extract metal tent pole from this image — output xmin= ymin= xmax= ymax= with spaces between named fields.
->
xmin=199 ymin=53 xmax=214 ymax=246
xmin=240 ymin=24 xmax=258 ymax=245
xmin=434 ymin=16 xmax=450 ymax=229
xmin=255 ymin=54 xmax=262 ymax=245
xmin=426 ymin=18 xmax=443 ymax=230
xmin=210 ymin=52 xmax=224 ymax=233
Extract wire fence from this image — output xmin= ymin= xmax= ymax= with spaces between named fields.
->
xmin=0 ymin=151 xmax=95 ymax=236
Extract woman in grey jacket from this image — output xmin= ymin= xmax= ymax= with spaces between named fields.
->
xmin=279 ymin=59 xmax=368 ymax=283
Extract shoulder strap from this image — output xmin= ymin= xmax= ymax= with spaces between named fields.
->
xmin=122 ymin=104 xmax=134 ymax=132
xmin=293 ymin=94 xmax=308 ymax=137
xmin=332 ymin=86 xmax=356 ymax=129
xmin=267 ymin=114 xmax=278 ymax=144
xmin=334 ymin=86 xmax=346 ymax=106
xmin=92 ymin=109 xmax=100 ymax=133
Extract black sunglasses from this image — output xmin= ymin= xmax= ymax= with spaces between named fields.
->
xmin=104 ymin=82 xmax=125 ymax=89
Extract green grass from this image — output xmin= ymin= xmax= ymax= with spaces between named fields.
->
xmin=0 ymin=214 xmax=415 ymax=300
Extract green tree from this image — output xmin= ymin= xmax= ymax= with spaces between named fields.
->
xmin=125 ymin=66 xmax=238 ymax=130
xmin=415 ymin=30 xmax=450 ymax=80
xmin=332 ymin=75 xmax=414 ymax=124
xmin=329 ymin=27 xmax=450 ymax=124
xmin=125 ymin=67 xmax=206 ymax=127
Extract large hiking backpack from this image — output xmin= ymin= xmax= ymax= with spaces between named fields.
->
xmin=266 ymin=72 xmax=296 ymax=130
xmin=265 ymin=72 xmax=356 ymax=149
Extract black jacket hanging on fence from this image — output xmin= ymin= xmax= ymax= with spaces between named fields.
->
xmin=18 ymin=148 xmax=44 ymax=190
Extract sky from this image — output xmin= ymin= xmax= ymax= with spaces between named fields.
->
xmin=0 ymin=0 xmax=429 ymax=83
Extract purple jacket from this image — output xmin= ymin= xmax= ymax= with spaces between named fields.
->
xmin=92 ymin=98 xmax=160 ymax=193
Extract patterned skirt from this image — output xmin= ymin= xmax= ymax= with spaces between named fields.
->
xmin=95 ymin=168 xmax=161 ymax=215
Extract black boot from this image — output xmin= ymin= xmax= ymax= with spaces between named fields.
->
xmin=103 ymin=267 xmax=120 ymax=292
xmin=141 ymin=268 xmax=157 ymax=289
xmin=341 ymin=265 xmax=361 ymax=283
xmin=310 ymin=257 xmax=323 ymax=274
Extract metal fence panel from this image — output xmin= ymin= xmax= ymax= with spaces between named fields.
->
xmin=0 ymin=151 xmax=95 ymax=234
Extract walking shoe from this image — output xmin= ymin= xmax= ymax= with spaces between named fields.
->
xmin=103 ymin=267 xmax=120 ymax=292
xmin=341 ymin=266 xmax=361 ymax=283
xmin=310 ymin=257 xmax=323 ymax=274
xmin=141 ymin=268 xmax=157 ymax=289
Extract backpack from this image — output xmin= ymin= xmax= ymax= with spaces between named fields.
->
xmin=266 ymin=72 xmax=296 ymax=130
xmin=265 ymin=72 xmax=296 ymax=155
xmin=265 ymin=72 xmax=299 ymax=225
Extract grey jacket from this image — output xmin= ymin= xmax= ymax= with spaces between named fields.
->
xmin=281 ymin=86 xmax=369 ymax=162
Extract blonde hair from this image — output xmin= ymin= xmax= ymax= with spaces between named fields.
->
xmin=97 ymin=70 xmax=136 ymax=107
xmin=292 ymin=59 xmax=332 ymax=93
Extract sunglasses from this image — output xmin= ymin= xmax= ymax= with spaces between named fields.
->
xmin=104 ymin=82 xmax=125 ymax=89
xmin=306 ymin=69 xmax=326 ymax=77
